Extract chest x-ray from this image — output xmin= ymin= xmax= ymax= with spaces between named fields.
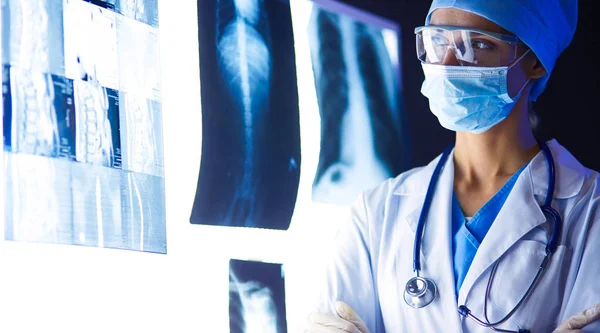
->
xmin=307 ymin=6 xmax=409 ymax=205
xmin=191 ymin=0 xmax=301 ymax=230
xmin=229 ymin=259 xmax=287 ymax=333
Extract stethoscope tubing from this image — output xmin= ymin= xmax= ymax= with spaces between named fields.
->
xmin=408 ymin=141 xmax=562 ymax=333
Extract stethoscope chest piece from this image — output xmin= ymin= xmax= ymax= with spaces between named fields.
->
xmin=403 ymin=276 xmax=437 ymax=308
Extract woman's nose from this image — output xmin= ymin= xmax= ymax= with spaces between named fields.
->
xmin=441 ymin=48 xmax=460 ymax=66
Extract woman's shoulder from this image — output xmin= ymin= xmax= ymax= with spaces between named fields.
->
xmin=357 ymin=151 xmax=448 ymax=212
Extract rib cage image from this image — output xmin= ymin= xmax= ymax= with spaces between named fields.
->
xmin=308 ymin=7 xmax=407 ymax=205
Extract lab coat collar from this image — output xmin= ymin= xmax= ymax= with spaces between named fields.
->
xmin=393 ymin=139 xmax=585 ymax=199
xmin=401 ymin=149 xmax=455 ymax=261
xmin=530 ymin=139 xmax=586 ymax=199
xmin=456 ymin=140 xmax=586 ymax=303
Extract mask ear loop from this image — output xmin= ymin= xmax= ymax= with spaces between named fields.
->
xmin=507 ymin=49 xmax=532 ymax=101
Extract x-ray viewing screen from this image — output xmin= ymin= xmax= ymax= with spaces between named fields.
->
xmin=229 ymin=259 xmax=287 ymax=333
xmin=190 ymin=0 xmax=302 ymax=230
xmin=307 ymin=1 xmax=408 ymax=205
xmin=2 ymin=0 xmax=166 ymax=253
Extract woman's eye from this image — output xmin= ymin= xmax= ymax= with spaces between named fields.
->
xmin=472 ymin=40 xmax=494 ymax=50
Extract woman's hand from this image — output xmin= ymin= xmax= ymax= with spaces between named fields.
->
xmin=553 ymin=304 xmax=600 ymax=332
xmin=307 ymin=301 xmax=371 ymax=333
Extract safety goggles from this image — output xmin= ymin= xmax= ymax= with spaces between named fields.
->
xmin=415 ymin=25 xmax=524 ymax=67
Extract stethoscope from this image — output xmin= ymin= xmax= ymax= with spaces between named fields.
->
xmin=403 ymin=141 xmax=562 ymax=333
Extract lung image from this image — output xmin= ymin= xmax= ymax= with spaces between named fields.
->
xmin=191 ymin=0 xmax=301 ymax=230
xmin=307 ymin=7 xmax=409 ymax=205
xmin=229 ymin=259 xmax=287 ymax=333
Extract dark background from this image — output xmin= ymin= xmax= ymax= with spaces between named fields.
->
xmin=339 ymin=0 xmax=600 ymax=171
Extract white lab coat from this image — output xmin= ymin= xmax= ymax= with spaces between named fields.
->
xmin=316 ymin=140 xmax=600 ymax=333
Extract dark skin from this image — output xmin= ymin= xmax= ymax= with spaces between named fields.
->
xmin=429 ymin=8 xmax=546 ymax=216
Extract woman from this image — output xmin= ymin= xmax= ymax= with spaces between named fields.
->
xmin=307 ymin=0 xmax=600 ymax=332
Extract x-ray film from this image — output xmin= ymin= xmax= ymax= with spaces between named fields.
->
xmin=71 ymin=163 xmax=122 ymax=248
xmin=229 ymin=259 xmax=287 ymax=333
xmin=63 ymin=0 xmax=119 ymax=89
xmin=2 ymin=0 xmax=165 ymax=253
xmin=116 ymin=14 xmax=160 ymax=100
xmin=116 ymin=0 xmax=158 ymax=27
xmin=120 ymin=172 xmax=166 ymax=253
xmin=2 ymin=66 xmax=76 ymax=160
xmin=4 ymin=153 xmax=74 ymax=244
xmin=191 ymin=0 xmax=301 ymax=230
xmin=73 ymin=80 xmax=121 ymax=168
xmin=119 ymin=92 xmax=163 ymax=176
xmin=307 ymin=4 xmax=409 ymax=205
xmin=1 ymin=0 xmax=66 ymax=76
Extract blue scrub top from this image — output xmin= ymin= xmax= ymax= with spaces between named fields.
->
xmin=452 ymin=164 xmax=528 ymax=296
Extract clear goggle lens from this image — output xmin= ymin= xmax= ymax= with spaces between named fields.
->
xmin=415 ymin=26 xmax=523 ymax=67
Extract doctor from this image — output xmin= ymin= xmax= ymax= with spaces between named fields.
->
xmin=307 ymin=0 xmax=600 ymax=332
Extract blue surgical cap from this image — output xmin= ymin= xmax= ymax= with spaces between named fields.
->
xmin=425 ymin=0 xmax=578 ymax=101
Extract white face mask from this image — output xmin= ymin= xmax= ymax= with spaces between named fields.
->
xmin=420 ymin=50 xmax=531 ymax=134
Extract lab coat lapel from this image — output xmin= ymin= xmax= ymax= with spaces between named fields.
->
xmin=405 ymin=150 xmax=460 ymax=325
xmin=457 ymin=165 xmax=546 ymax=305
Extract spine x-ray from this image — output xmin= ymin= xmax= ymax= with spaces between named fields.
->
xmin=229 ymin=259 xmax=287 ymax=333
xmin=3 ymin=66 xmax=76 ymax=160
xmin=2 ymin=0 xmax=166 ymax=253
xmin=191 ymin=0 xmax=301 ymax=230
xmin=307 ymin=6 xmax=409 ymax=205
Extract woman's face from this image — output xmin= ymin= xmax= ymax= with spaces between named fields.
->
xmin=428 ymin=8 xmax=534 ymax=98
xmin=429 ymin=8 xmax=516 ymax=67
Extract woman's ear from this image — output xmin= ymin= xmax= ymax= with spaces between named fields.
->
xmin=527 ymin=53 xmax=547 ymax=80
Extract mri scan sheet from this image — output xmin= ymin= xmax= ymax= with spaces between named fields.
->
xmin=119 ymin=92 xmax=163 ymax=176
xmin=2 ymin=0 xmax=166 ymax=253
xmin=116 ymin=0 xmax=158 ymax=27
xmin=116 ymin=14 xmax=161 ymax=101
xmin=63 ymin=0 xmax=119 ymax=89
xmin=1 ymin=0 xmax=66 ymax=76
xmin=2 ymin=66 xmax=76 ymax=160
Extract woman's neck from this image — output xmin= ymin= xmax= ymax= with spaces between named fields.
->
xmin=452 ymin=104 xmax=540 ymax=216
xmin=453 ymin=104 xmax=540 ymax=185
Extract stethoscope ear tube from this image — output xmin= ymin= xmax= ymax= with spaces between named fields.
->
xmin=538 ymin=139 xmax=562 ymax=255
